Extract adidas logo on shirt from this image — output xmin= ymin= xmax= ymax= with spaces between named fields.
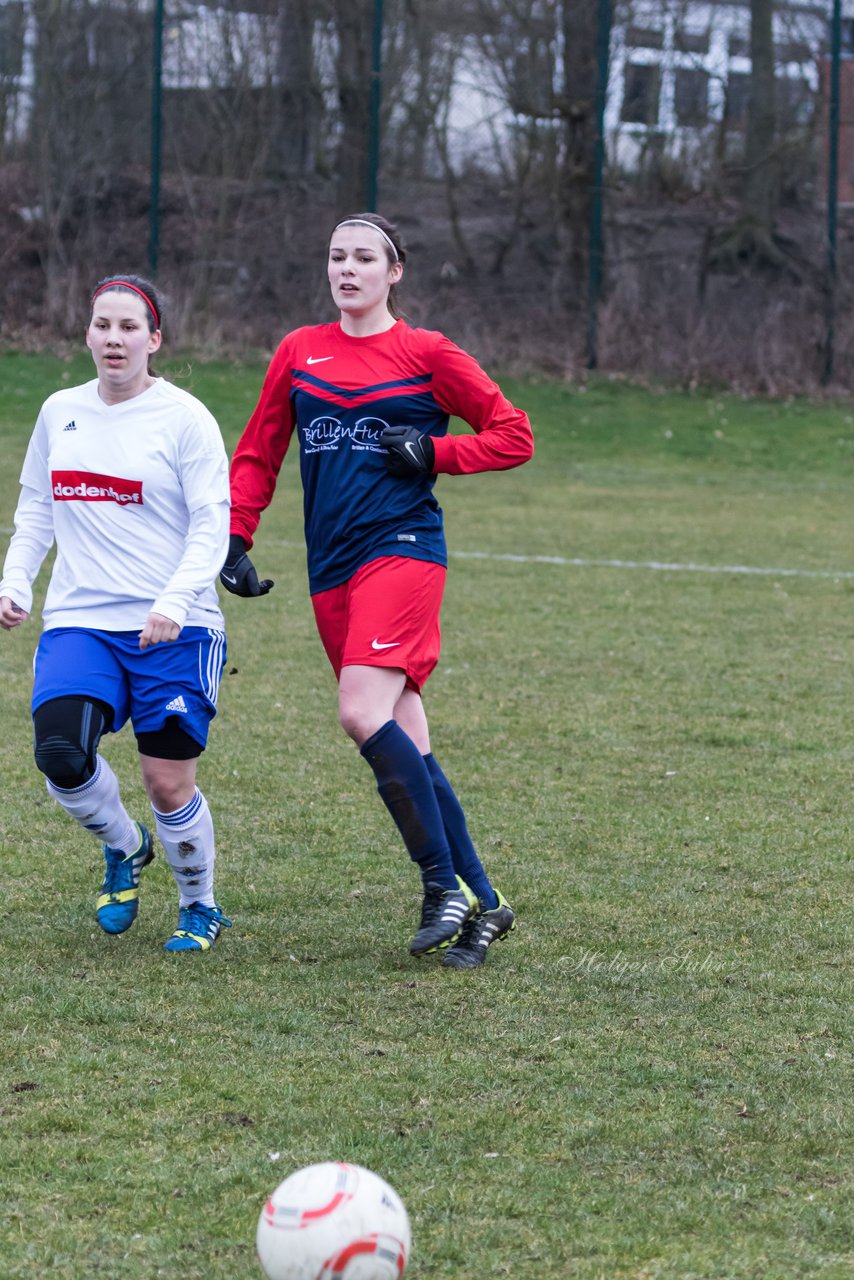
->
xmin=165 ymin=694 xmax=188 ymax=714
xmin=63 ymin=420 xmax=77 ymax=431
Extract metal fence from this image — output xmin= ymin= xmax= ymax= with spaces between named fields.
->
xmin=0 ymin=1 xmax=850 ymax=391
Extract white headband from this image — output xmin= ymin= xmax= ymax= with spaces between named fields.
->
xmin=333 ymin=219 xmax=399 ymax=262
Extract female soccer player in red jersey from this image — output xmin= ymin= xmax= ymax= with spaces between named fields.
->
xmin=222 ymin=213 xmax=534 ymax=966
xmin=0 ymin=275 xmax=232 ymax=952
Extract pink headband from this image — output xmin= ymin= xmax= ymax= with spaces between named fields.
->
xmin=92 ymin=281 xmax=160 ymax=327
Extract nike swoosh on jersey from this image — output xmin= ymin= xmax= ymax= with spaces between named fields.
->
xmin=371 ymin=639 xmax=401 ymax=650
xmin=306 ymin=356 xmax=334 ymax=365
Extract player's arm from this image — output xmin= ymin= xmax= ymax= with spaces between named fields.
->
xmin=428 ymin=335 xmax=534 ymax=475
xmin=222 ymin=340 xmax=297 ymax=596
xmin=148 ymin=415 xmax=232 ymax=644
xmin=0 ymin=481 xmax=56 ymax=623
xmin=229 ymin=341 xmax=296 ymax=546
xmin=146 ymin=497 xmax=230 ymax=646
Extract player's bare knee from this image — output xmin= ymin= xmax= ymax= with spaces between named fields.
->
xmin=136 ymin=723 xmax=202 ymax=810
xmin=339 ymin=705 xmax=367 ymax=744
xmin=145 ymin=777 xmax=188 ymax=813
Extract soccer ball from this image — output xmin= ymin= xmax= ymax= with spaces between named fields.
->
xmin=256 ymin=1161 xmax=411 ymax=1280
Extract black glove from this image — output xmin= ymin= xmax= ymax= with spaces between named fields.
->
xmin=219 ymin=534 xmax=274 ymax=597
xmin=380 ymin=425 xmax=435 ymax=477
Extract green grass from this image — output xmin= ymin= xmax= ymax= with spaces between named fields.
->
xmin=0 ymin=351 xmax=852 ymax=1279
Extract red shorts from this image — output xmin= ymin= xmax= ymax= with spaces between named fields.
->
xmin=312 ymin=556 xmax=446 ymax=693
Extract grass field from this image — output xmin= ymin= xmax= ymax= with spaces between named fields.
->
xmin=0 ymin=352 xmax=852 ymax=1279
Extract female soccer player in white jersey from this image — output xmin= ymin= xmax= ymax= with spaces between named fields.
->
xmin=220 ymin=213 xmax=534 ymax=968
xmin=0 ymin=274 xmax=232 ymax=952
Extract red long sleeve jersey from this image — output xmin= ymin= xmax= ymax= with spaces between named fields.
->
xmin=229 ymin=319 xmax=534 ymax=594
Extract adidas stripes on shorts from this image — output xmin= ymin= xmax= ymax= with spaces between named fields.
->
xmin=32 ymin=626 xmax=227 ymax=749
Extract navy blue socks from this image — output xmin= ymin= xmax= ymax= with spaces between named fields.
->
xmin=360 ymin=721 xmax=457 ymax=891
xmin=423 ymin=752 xmax=499 ymax=910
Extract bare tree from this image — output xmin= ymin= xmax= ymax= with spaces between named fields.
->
xmin=2 ymin=0 xmax=837 ymax=387
xmin=28 ymin=0 xmax=150 ymax=329
xmin=0 ymin=0 xmax=28 ymax=162
xmin=271 ymin=0 xmax=326 ymax=178
xmin=557 ymin=0 xmax=601 ymax=300
xmin=333 ymin=0 xmax=374 ymax=208
xmin=381 ymin=0 xmax=459 ymax=181
xmin=704 ymin=0 xmax=800 ymax=276
xmin=456 ymin=0 xmax=604 ymax=302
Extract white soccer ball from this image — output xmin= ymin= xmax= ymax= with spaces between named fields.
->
xmin=256 ymin=1161 xmax=411 ymax=1280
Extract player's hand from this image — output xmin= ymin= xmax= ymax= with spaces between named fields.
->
xmin=0 ymin=596 xmax=28 ymax=630
xmin=219 ymin=534 xmax=274 ymax=597
xmin=380 ymin=425 xmax=435 ymax=477
xmin=140 ymin=612 xmax=180 ymax=650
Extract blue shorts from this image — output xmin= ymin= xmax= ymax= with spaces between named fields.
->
xmin=32 ymin=627 xmax=227 ymax=750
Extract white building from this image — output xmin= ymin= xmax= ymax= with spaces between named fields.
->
xmin=1 ymin=0 xmax=852 ymax=174
xmin=605 ymin=0 xmax=835 ymax=173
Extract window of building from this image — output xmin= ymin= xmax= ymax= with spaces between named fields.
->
xmin=626 ymin=25 xmax=664 ymax=51
xmin=621 ymin=62 xmax=661 ymax=125
xmin=724 ymin=71 xmax=751 ymax=126
xmin=674 ymin=29 xmax=710 ymax=56
xmin=674 ymin=67 xmax=709 ymax=126
xmin=0 ymin=2 xmax=25 ymax=78
xmin=507 ymin=31 xmax=556 ymax=118
xmin=777 ymin=74 xmax=814 ymax=129
xmin=775 ymin=41 xmax=811 ymax=66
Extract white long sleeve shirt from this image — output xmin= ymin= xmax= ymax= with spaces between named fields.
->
xmin=0 ymin=377 xmax=230 ymax=632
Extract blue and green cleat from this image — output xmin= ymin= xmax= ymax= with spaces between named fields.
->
xmin=163 ymin=902 xmax=232 ymax=952
xmin=96 ymin=822 xmax=154 ymax=935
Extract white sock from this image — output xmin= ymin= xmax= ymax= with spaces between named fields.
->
xmin=47 ymin=756 xmax=138 ymax=853
xmin=153 ymin=788 xmax=216 ymax=907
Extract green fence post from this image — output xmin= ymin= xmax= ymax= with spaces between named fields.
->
xmin=586 ymin=0 xmax=611 ymax=370
xmin=823 ymin=0 xmax=841 ymax=385
xmin=148 ymin=0 xmax=164 ymax=277
xmin=367 ymin=0 xmax=384 ymax=210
